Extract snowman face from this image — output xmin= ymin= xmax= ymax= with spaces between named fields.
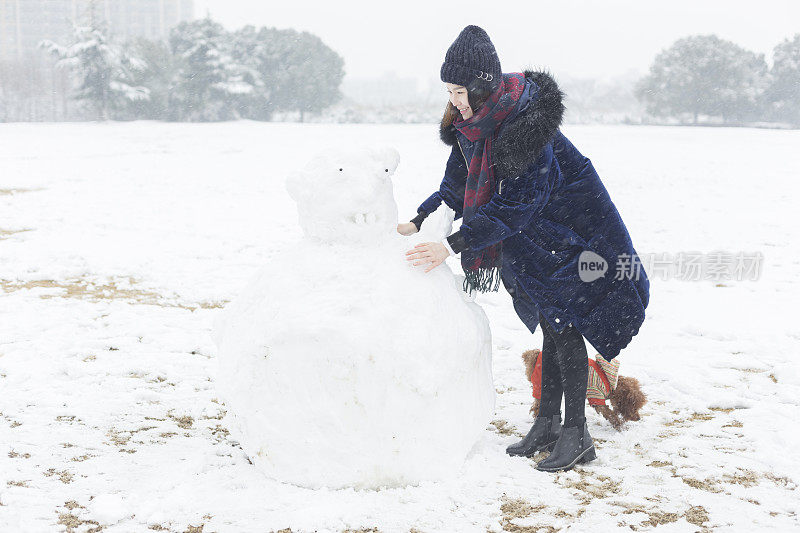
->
xmin=286 ymin=146 xmax=401 ymax=243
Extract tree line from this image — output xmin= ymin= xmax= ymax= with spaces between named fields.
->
xmin=3 ymin=23 xmax=799 ymax=127
xmin=38 ymin=17 xmax=345 ymax=122
xmin=636 ymin=33 xmax=800 ymax=127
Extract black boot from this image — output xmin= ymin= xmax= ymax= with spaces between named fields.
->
xmin=505 ymin=414 xmax=562 ymax=457
xmin=535 ymin=421 xmax=596 ymax=472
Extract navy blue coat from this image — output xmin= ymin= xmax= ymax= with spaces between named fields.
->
xmin=416 ymin=70 xmax=650 ymax=360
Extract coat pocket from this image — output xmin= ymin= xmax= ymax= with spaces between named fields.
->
xmin=497 ymin=174 xmax=537 ymax=204
xmin=585 ymin=233 xmax=622 ymax=281
xmin=549 ymin=233 xmax=619 ymax=319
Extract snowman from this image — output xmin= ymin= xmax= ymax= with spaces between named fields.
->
xmin=213 ymin=146 xmax=494 ymax=489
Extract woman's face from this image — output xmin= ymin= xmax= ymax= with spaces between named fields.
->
xmin=446 ymin=83 xmax=473 ymax=120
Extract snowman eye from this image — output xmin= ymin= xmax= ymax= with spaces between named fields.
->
xmin=339 ymin=168 xmax=343 ymax=172
xmin=384 ymin=169 xmax=388 ymax=172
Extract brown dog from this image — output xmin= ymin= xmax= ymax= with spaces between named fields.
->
xmin=522 ymin=348 xmax=647 ymax=430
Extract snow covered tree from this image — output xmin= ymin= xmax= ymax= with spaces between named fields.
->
xmin=40 ymin=24 xmax=149 ymax=120
xmin=636 ymin=35 xmax=768 ymax=124
xmin=121 ymin=38 xmax=179 ymax=120
xmin=764 ymin=34 xmax=800 ymax=126
xmin=168 ymin=18 xmax=256 ymax=122
xmin=229 ymin=25 xmax=285 ymax=121
xmin=274 ymin=30 xmax=345 ymax=122
xmin=230 ymin=26 xmax=344 ymax=122
xmin=39 ymin=14 xmax=344 ymax=123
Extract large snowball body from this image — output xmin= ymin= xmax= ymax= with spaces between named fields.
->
xmin=213 ymin=146 xmax=495 ymax=489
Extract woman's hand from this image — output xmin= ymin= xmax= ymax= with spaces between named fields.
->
xmin=405 ymin=242 xmax=450 ymax=273
xmin=396 ymin=222 xmax=419 ymax=236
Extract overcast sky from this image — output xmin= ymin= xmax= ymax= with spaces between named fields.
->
xmin=195 ymin=0 xmax=799 ymax=86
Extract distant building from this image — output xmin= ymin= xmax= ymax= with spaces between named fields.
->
xmin=0 ymin=0 xmax=194 ymax=62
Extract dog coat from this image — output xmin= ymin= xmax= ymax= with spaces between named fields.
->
xmin=530 ymin=353 xmax=620 ymax=406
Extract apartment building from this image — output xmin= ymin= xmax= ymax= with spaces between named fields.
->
xmin=0 ymin=0 xmax=195 ymax=62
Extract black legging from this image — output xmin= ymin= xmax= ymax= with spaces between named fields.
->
xmin=538 ymin=313 xmax=589 ymax=428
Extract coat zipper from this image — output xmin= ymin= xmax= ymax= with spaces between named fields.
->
xmin=456 ymin=138 xmax=468 ymax=167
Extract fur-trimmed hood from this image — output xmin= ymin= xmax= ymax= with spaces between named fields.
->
xmin=439 ymin=70 xmax=566 ymax=178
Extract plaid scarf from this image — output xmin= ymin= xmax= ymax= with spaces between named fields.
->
xmin=452 ymin=72 xmax=529 ymax=294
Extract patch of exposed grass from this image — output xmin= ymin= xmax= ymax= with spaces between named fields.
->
xmin=490 ymin=419 xmax=520 ymax=436
xmin=210 ymin=424 xmax=230 ymax=442
xmin=0 ymin=228 xmax=33 ymax=240
xmin=680 ymin=476 xmax=720 ymax=492
xmin=713 ymin=445 xmax=749 ymax=455
xmin=654 ymin=461 xmax=728 ymax=493
xmin=44 ymin=468 xmax=73 ymax=484
xmin=58 ymin=511 xmax=102 ymax=533
xmin=106 ymin=429 xmax=131 ymax=447
xmin=557 ymin=472 xmax=622 ymax=503
xmin=713 ymin=469 xmax=760 ymax=488
xmin=684 ymin=505 xmax=710 ymax=526
xmin=664 ymin=410 xmax=719 ymax=429
xmin=764 ymin=472 xmax=796 ymax=488
xmin=0 ymin=277 xmax=225 ymax=311
xmin=499 ymin=498 xmax=544 ymax=520
xmin=169 ymin=412 xmax=194 ymax=430
xmin=8 ymin=450 xmax=31 ymax=459
xmin=644 ymin=511 xmax=680 ymax=526
xmin=615 ymin=503 xmax=709 ymax=530
xmin=736 ymin=367 xmax=766 ymax=374
xmin=499 ymin=496 xmax=549 ymax=532
xmin=201 ymin=411 xmax=226 ymax=421
xmin=0 ymin=188 xmax=42 ymax=195
xmin=526 ymin=450 xmax=549 ymax=464
xmin=722 ymin=420 xmax=743 ymax=428
xmin=57 ymin=513 xmax=82 ymax=529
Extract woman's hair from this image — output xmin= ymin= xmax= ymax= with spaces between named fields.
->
xmin=441 ymin=80 xmax=493 ymax=128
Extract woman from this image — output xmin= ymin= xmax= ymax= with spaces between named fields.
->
xmin=398 ymin=25 xmax=650 ymax=472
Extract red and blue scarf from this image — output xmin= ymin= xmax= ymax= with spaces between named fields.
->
xmin=453 ymin=72 xmax=530 ymax=294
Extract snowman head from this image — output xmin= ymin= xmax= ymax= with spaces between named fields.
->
xmin=286 ymin=146 xmax=400 ymax=244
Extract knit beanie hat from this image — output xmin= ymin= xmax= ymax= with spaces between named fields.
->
xmin=440 ymin=25 xmax=502 ymax=92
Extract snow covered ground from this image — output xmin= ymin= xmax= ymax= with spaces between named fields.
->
xmin=1 ymin=121 xmax=799 ymax=532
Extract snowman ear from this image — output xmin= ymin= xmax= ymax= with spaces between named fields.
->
xmin=367 ymin=145 xmax=400 ymax=174
xmin=285 ymin=170 xmax=306 ymax=203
